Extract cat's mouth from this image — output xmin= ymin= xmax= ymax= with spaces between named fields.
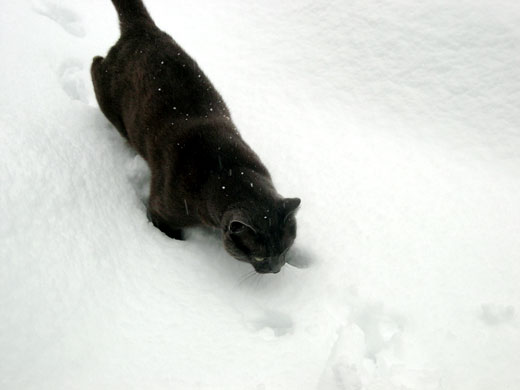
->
xmin=255 ymin=268 xmax=281 ymax=274
xmin=250 ymin=256 xmax=284 ymax=274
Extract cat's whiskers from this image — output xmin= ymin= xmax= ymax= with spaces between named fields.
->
xmin=254 ymin=273 xmax=263 ymax=288
xmin=236 ymin=270 xmax=256 ymax=288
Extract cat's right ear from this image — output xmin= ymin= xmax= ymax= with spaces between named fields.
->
xmin=281 ymin=197 xmax=301 ymax=223
xmin=282 ymin=198 xmax=301 ymax=213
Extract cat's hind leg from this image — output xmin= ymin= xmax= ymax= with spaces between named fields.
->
xmin=90 ymin=56 xmax=128 ymax=139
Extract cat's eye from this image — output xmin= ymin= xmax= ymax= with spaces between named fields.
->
xmin=229 ymin=220 xmax=257 ymax=234
xmin=229 ymin=221 xmax=246 ymax=234
xmin=253 ymin=257 xmax=264 ymax=262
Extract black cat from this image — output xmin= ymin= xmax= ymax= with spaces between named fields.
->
xmin=91 ymin=0 xmax=300 ymax=273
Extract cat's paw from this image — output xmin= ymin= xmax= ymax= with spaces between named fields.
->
xmin=32 ymin=0 xmax=85 ymax=38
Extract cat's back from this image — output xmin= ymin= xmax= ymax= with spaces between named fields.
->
xmin=103 ymin=27 xmax=230 ymax=157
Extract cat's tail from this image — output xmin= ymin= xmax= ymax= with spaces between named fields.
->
xmin=110 ymin=0 xmax=156 ymax=34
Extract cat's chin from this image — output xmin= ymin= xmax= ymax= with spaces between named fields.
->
xmin=254 ymin=267 xmax=281 ymax=274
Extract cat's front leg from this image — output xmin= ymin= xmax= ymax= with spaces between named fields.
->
xmin=146 ymin=207 xmax=184 ymax=240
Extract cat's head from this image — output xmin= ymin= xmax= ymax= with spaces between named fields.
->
xmin=221 ymin=197 xmax=301 ymax=273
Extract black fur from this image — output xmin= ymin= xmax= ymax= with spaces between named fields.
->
xmin=91 ymin=0 xmax=300 ymax=273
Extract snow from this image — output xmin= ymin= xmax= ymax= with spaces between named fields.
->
xmin=2 ymin=0 xmax=520 ymax=389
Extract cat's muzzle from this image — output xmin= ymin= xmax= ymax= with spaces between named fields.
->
xmin=253 ymin=256 xmax=285 ymax=274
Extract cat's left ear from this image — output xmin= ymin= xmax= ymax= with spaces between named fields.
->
xmin=281 ymin=198 xmax=301 ymax=214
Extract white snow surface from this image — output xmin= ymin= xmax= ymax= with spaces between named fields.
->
xmin=2 ymin=0 xmax=520 ymax=389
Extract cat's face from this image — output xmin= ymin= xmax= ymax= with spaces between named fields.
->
xmin=222 ymin=198 xmax=301 ymax=273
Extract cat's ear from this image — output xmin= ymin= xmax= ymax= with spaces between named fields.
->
xmin=281 ymin=198 xmax=301 ymax=213
xmin=281 ymin=197 xmax=301 ymax=222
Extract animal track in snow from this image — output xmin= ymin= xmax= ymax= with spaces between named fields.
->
xmin=32 ymin=0 xmax=85 ymax=38
xmin=318 ymin=324 xmax=365 ymax=390
xmin=480 ymin=303 xmax=515 ymax=326
xmin=246 ymin=310 xmax=294 ymax=339
xmin=286 ymin=245 xmax=315 ymax=269
xmin=350 ymin=303 xmax=404 ymax=360
xmin=320 ymin=305 xmax=440 ymax=390
xmin=58 ymin=59 xmax=88 ymax=103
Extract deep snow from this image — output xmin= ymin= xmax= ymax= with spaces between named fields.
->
xmin=1 ymin=0 xmax=520 ymax=389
